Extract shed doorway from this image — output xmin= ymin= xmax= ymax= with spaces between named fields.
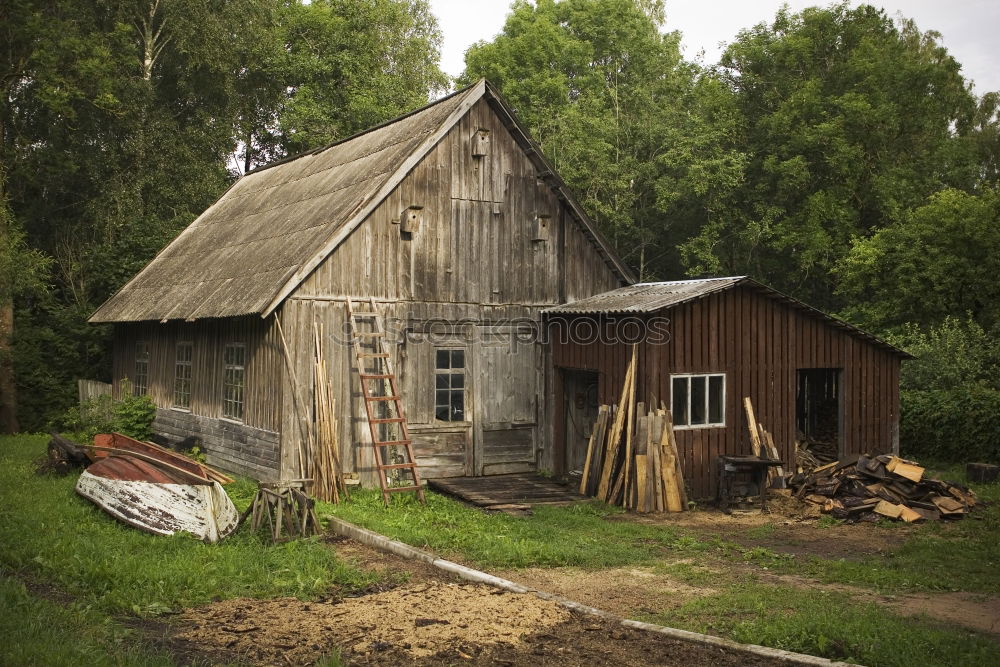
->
xmin=796 ymin=368 xmax=843 ymax=456
xmin=562 ymin=369 xmax=599 ymax=473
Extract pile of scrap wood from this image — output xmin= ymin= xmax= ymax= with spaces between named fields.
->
xmin=789 ymin=453 xmax=977 ymax=522
xmin=578 ymin=346 xmax=687 ymax=512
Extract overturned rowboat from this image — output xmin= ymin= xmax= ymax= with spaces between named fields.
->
xmin=75 ymin=433 xmax=240 ymax=543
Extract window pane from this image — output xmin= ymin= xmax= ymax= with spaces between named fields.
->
xmin=435 ymin=405 xmax=450 ymax=421
xmin=709 ymin=375 xmax=724 ymax=424
xmin=451 ymin=373 xmax=464 ymax=389
xmin=436 ymin=350 xmax=449 ymax=369
xmin=451 ymin=349 xmax=464 ymax=368
xmin=672 ymin=377 xmax=688 ymax=426
xmin=451 ymin=391 xmax=464 ymax=420
xmin=691 ymin=376 xmax=706 ymax=425
xmin=435 ymin=390 xmax=449 ymax=408
xmin=436 ymin=374 xmax=449 ymax=389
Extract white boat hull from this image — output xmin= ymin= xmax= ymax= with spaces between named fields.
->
xmin=76 ymin=470 xmax=240 ymax=543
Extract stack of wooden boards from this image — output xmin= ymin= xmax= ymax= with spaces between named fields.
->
xmin=743 ymin=397 xmax=785 ymax=488
xmin=788 ymin=453 xmax=978 ymax=522
xmin=578 ymin=346 xmax=687 ymax=512
xmin=312 ymin=323 xmax=349 ymax=503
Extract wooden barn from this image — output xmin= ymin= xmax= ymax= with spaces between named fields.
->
xmin=89 ymin=80 xmax=632 ymax=485
xmin=546 ymin=277 xmax=911 ymax=499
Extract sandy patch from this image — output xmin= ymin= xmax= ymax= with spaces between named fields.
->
xmin=173 ymin=582 xmax=571 ymax=664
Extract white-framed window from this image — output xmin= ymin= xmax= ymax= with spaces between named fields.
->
xmin=434 ymin=348 xmax=466 ymax=421
xmin=671 ymin=373 xmax=725 ymax=428
xmin=134 ymin=341 xmax=149 ymax=396
xmin=173 ymin=341 xmax=193 ymax=409
xmin=222 ymin=343 xmax=245 ymax=421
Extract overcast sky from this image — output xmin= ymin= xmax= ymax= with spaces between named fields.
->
xmin=428 ymin=0 xmax=999 ymax=95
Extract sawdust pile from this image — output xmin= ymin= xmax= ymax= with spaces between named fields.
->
xmin=173 ymin=582 xmax=572 ymax=665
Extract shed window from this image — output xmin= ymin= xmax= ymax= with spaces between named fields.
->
xmin=173 ymin=342 xmax=193 ymax=409
xmin=671 ymin=373 xmax=725 ymax=428
xmin=223 ymin=343 xmax=245 ymax=421
xmin=134 ymin=341 xmax=149 ymax=396
xmin=434 ymin=349 xmax=465 ymax=421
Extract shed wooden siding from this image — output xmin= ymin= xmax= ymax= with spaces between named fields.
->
xmin=550 ymin=285 xmax=901 ymax=499
xmin=112 ymin=316 xmax=283 ymax=433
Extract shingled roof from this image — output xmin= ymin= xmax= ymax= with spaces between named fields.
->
xmin=90 ymin=80 xmax=632 ymax=323
xmin=544 ymin=277 xmax=911 ymax=358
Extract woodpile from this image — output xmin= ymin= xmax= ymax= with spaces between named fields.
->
xmin=794 ymin=437 xmax=838 ymax=472
xmin=578 ymin=346 xmax=687 ymax=512
xmin=789 ymin=453 xmax=978 ymax=522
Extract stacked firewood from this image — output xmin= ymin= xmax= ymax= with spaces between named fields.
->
xmin=789 ymin=454 xmax=977 ymax=522
xmin=794 ymin=437 xmax=838 ymax=471
xmin=578 ymin=346 xmax=687 ymax=513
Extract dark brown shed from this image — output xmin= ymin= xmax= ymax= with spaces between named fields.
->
xmin=545 ymin=277 xmax=911 ymax=500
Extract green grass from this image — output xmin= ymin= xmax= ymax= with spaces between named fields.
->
xmin=0 ymin=434 xmax=379 ymax=616
xmin=647 ymin=581 xmax=999 ymax=666
xmin=0 ymin=573 xmax=177 ymax=666
xmin=329 ymin=487 xmax=715 ymax=568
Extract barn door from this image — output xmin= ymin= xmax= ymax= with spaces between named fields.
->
xmin=474 ymin=327 xmax=540 ymax=475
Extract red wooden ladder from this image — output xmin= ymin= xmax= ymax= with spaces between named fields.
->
xmin=347 ymin=297 xmax=425 ymax=505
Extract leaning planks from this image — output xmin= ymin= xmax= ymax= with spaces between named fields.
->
xmin=311 ymin=323 xmax=349 ymax=503
xmin=579 ymin=346 xmax=686 ymax=512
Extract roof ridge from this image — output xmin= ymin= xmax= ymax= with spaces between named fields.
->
xmin=245 ymin=81 xmax=482 ymax=178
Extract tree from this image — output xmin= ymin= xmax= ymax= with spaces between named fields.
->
xmin=2 ymin=0 xmax=449 ymax=429
xmin=680 ymin=3 xmax=979 ymax=309
xmin=461 ymin=0 xmax=744 ymax=279
xmin=836 ymin=187 xmax=1000 ymax=331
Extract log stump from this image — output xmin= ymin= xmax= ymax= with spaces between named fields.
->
xmin=966 ymin=463 xmax=999 ymax=484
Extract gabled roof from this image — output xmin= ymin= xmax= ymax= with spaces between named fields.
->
xmin=543 ymin=277 xmax=912 ymax=358
xmin=90 ymin=80 xmax=633 ymax=324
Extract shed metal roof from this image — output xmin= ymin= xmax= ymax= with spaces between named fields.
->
xmin=544 ymin=277 xmax=912 ymax=358
xmin=90 ymin=80 xmax=633 ymax=323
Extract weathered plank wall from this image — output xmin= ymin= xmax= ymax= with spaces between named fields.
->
xmin=550 ymin=285 xmax=902 ymax=499
xmin=112 ymin=316 xmax=283 ymax=477
xmin=280 ymin=97 xmax=623 ymax=483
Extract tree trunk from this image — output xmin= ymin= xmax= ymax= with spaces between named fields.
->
xmin=0 ymin=297 xmax=19 ymax=433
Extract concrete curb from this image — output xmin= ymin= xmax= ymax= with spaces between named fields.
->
xmin=326 ymin=516 xmax=854 ymax=666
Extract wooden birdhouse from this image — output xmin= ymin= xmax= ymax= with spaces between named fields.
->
xmin=472 ymin=129 xmax=490 ymax=157
xmin=531 ymin=213 xmax=551 ymax=242
xmin=399 ymin=206 xmax=423 ymax=234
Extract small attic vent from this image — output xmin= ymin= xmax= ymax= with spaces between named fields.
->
xmin=472 ymin=128 xmax=490 ymax=157
xmin=531 ymin=213 xmax=551 ymax=242
xmin=399 ymin=205 xmax=423 ymax=234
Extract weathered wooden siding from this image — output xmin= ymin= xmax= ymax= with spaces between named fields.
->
xmin=277 ymin=97 xmax=623 ymax=483
xmin=550 ymin=285 xmax=902 ymax=499
xmin=111 ymin=317 xmax=283 ymax=477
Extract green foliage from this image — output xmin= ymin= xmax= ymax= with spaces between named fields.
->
xmin=889 ymin=316 xmax=1000 ymax=391
xmin=54 ymin=380 xmax=156 ymax=441
xmin=681 ymin=3 xmax=981 ymax=309
xmin=0 ymin=434 xmax=379 ymax=616
xmin=838 ymin=187 xmax=1000 ymax=330
xmin=651 ymin=582 xmax=998 ymax=666
xmin=274 ymin=0 xmax=448 ymax=158
xmin=900 ymin=387 xmax=1000 ymax=463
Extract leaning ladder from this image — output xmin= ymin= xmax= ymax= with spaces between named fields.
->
xmin=347 ymin=297 xmax=426 ymax=505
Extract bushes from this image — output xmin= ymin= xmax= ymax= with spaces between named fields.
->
xmin=55 ymin=379 xmax=156 ymax=441
xmin=900 ymin=386 xmax=1000 ymax=464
